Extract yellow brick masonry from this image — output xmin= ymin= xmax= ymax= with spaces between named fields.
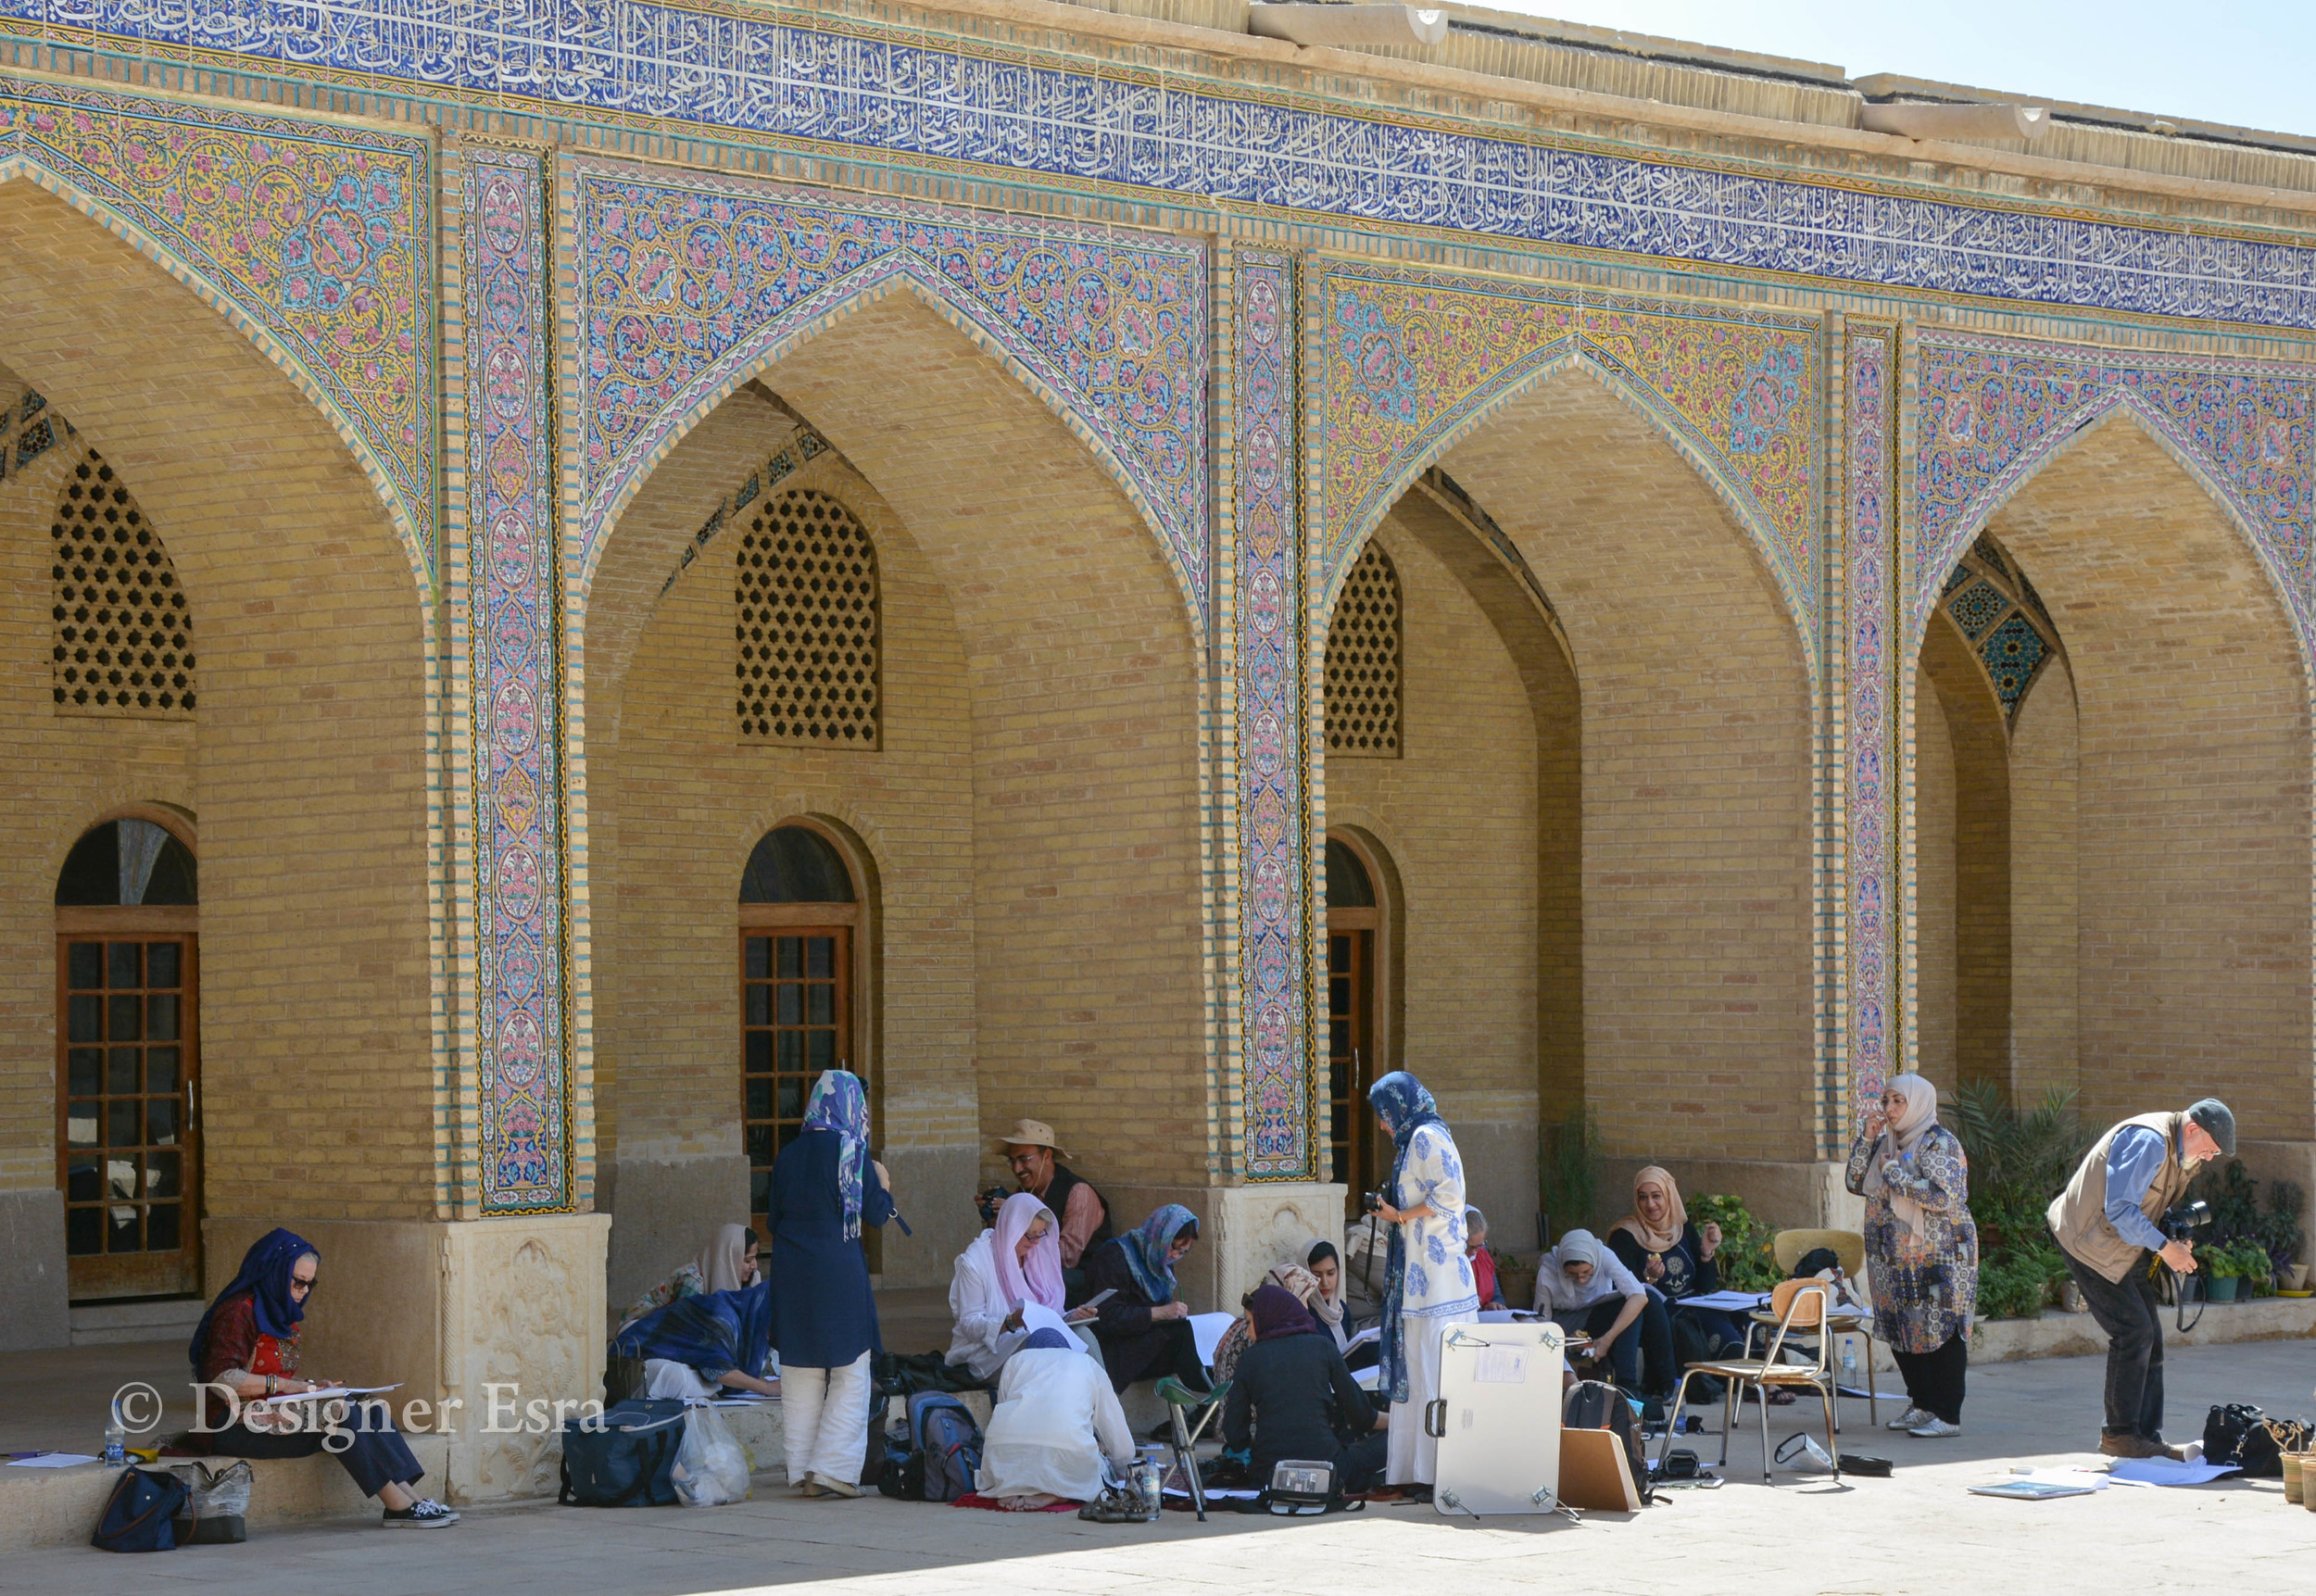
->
xmin=0 ymin=183 xmax=436 ymax=1218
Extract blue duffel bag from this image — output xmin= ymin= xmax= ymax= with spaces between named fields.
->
xmin=559 ymin=1398 xmax=688 ymax=1507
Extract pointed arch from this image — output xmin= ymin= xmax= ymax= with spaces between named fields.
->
xmin=562 ymin=161 xmax=1211 ymax=636
xmin=0 ymin=85 xmax=436 ymax=597
xmin=1322 ymin=348 xmax=1820 ymax=683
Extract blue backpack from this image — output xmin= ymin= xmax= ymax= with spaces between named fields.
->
xmin=878 ymin=1391 xmax=983 ymax=1502
xmin=92 ymin=1466 xmax=188 ymax=1552
xmin=558 ymin=1398 xmax=688 ymax=1507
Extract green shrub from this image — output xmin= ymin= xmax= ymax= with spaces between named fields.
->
xmin=1974 ymin=1249 xmax=2054 ymax=1320
xmin=1688 ymin=1193 xmax=1781 ymax=1292
xmin=1537 ymin=1109 xmax=1601 ymax=1246
xmin=2185 ymin=1158 xmax=2304 ymax=1275
xmin=1946 ymin=1081 xmax=2090 ymax=1322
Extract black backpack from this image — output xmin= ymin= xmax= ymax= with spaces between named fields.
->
xmin=1564 ymin=1379 xmax=1654 ymax=1504
xmin=559 ymin=1398 xmax=688 ymax=1507
xmin=2238 ymin=1416 xmax=2313 ymax=1477
xmin=2203 ymin=1402 xmax=2267 ymax=1467
xmin=91 ymin=1466 xmax=188 ymax=1552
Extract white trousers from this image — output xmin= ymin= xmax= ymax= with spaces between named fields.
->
xmin=1385 ymin=1316 xmax=1447 ymax=1486
xmin=641 ymin=1360 xmax=717 ymax=1401
xmin=783 ymin=1351 xmax=873 ymax=1487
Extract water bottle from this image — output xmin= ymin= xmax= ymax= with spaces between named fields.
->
xmin=1841 ymin=1340 xmax=1858 ymax=1389
xmin=103 ymin=1398 xmax=127 ymax=1467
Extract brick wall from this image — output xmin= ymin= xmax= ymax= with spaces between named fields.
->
xmin=1920 ymin=614 xmax=2012 ymax=1091
xmin=2009 ymin=653 xmax=2081 ymax=1102
xmin=1441 ymin=372 xmax=1817 ymax=1162
xmin=0 ymin=186 xmax=435 ymax=1220
xmin=1990 ymin=418 xmax=2310 ymax=1137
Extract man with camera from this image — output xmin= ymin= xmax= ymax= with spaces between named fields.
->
xmin=2045 ymin=1099 xmax=2235 ymax=1461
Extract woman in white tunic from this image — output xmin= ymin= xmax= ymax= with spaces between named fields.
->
xmin=945 ymin=1192 xmax=1098 ymax=1381
xmin=1367 ymin=1071 xmax=1477 ymax=1492
xmin=975 ymin=1328 xmax=1137 ymax=1507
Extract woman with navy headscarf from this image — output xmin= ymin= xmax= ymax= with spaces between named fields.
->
xmin=188 ymin=1228 xmax=458 ymax=1527
xmin=767 ymin=1069 xmax=893 ymax=1498
xmin=1366 ymin=1072 xmax=1476 ymax=1498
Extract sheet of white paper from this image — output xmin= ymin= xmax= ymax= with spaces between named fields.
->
xmin=1354 ymin=1367 xmax=1382 ymax=1390
xmin=2107 ymin=1457 xmax=2240 ymax=1487
xmin=1346 ymin=1325 xmax=1382 ymax=1348
xmin=1472 ymin=1346 xmax=1529 ymax=1385
xmin=1190 ymin=1312 xmax=1236 ymax=1368
xmin=7 ymin=1452 xmax=101 ymax=1468
xmin=1164 ymin=1486 xmax=1261 ymax=1500
xmin=248 ymin=1383 xmax=402 ymax=1410
xmin=1020 ymin=1303 xmax=1076 ymax=1339
xmin=1475 ymin=1309 xmax=1541 ymax=1323
xmin=1677 ymin=1290 xmax=1771 ymax=1313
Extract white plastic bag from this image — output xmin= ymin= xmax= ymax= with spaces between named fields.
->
xmin=670 ymin=1402 xmax=750 ymax=1506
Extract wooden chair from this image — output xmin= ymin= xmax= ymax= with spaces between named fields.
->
xmin=1665 ymin=1279 xmax=1841 ymax=1486
xmin=1743 ymin=1227 xmax=1878 ymax=1428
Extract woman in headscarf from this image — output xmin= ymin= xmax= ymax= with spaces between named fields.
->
xmin=613 ymin=1279 xmax=780 ymax=1400
xmin=188 ymin=1228 xmax=458 ymax=1527
xmin=1464 ymin=1207 xmax=1507 ymax=1310
xmin=1303 ymin=1239 xmax=1374 ymax=1368
xmin=618 ymin=1223 xmax=761 ymax=1330
xmin=1222 ymin=1282 xmax=1388 ymax=1500
xmin=1846 ymin=1072 xmax=1978 ymax=1438
xmin=946 ymin=1192 xmax=1100 ymax=1381
xmin=1208 ymin=1260 xmax=1330 ymax=1387
xmin=767 ymin=1069 xmax=895 ymax=1497
xmin=1533 ymin=1228 xmax=1676 ymax=1397
xmin=1079 ymin=1202 xmax=1209 ymax=1394
xmin=1606 ymin=1166 xmax=1746 ymax=1376
xmin=1366 ymin=1071 xmax=1477 ymax=1497
xmin=975 ymin=1326 xmax=1138 ymax=1508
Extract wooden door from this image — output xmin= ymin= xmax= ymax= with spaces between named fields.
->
xmin=740 ymin=922 xmax=853 ymax=1232
xmin=1327 ymin=924 xmax=1379 ymax=1211
xmin=58 ymin=929 xmax=200 ymax=1299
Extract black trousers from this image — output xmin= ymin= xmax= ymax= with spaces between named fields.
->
xmin=1889 ymin=1332 xmax=1969 ymax=1425
xmin=1579 ymin=1295 xmax=1677 ymax=1396
xmin=2063 ymin=1248 xmax=2164 ymax=1439
xmin=207 ymin=1403 xmax=424 ymax=1500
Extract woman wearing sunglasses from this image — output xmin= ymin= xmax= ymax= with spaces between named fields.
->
xmin=187 ymin=1228 xmax=458 ymax=1527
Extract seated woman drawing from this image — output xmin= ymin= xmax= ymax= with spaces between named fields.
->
xmin=946 ymin=1191 xmax=1100 ymax=1381
xmin=974 ymin=1327 xmax=1137 ymax=1509
xmin=612 ymin=1277 xmax=782 ymax=1401
xmin=1080 ymin=1204 xmax=1210 ymax=1395
xmin=1533 ymin=1229 xmax=1676 ymax=1398
xmin=1465 ymin=1206 xmax=1509 ymax=1310
xmin=1221 ymin=1284 xmax=1388 ymax=1499
xmin=188 ymin=1228 xmax=459 ymax=1528
xmin=619 ymin=1223 xmax=760 ymax=1331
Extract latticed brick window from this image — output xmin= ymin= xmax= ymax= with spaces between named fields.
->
xmin=736 ymin=489 xmax=880 ymax=747
xmin=1325 ymin=543 xmax=1402 ymax=757
xmin=52 ymin=448 xmax=195 ymax=718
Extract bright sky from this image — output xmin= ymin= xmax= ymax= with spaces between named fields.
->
xmin=1475 ymin=1 xmax=2316 ymax=139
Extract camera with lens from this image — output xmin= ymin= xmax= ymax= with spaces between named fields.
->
xmin=2160 ymin=1200 xmax=2211 ymax=1242
xmin=1361 ymin=1190 xmax=1385 ymax=1215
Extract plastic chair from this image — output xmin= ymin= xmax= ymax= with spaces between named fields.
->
xmin=1152 ymin=1376 xmax=1228 ymax=1521
xmin=1663 ymin=1279 xmax=1841 ymax=1486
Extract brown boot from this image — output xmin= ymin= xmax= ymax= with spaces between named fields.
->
xmin=2096 ymin=1432 xmax=2166 ymax=1461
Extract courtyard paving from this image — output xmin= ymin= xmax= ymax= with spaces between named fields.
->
xmin=4 ymin=1340 xmax=2311 ymax=1595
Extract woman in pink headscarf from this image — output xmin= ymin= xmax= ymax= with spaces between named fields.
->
xmin=945 ymin=1191 xmax=1099 ymax=1381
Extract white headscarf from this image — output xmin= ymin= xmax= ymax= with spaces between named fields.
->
xmin=694 ymin=1223 xmax=756 ymax=1294
xmin=1866 ymin=1074 xmax=1940 ymax=1238
xmin=1535 ymin=1229 xmax=1619 ymax=1313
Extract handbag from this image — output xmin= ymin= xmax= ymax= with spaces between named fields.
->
xmin=91 ymin=1466 xmax=189 ymax=1553
xmin=2239 ymin=1418 xmax=2314 ymax=1478
xmin=559 ymin=1398 xmax=688 ymax=1507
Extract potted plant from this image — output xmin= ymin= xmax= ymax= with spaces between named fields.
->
xmin=2203 ymin=1244 xmax=2244 ymax=1302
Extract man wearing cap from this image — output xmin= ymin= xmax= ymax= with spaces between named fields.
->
xmin=996 ymin=1119 xmax=1114 ymax=1283
xmin=2046 ymin=1099 xmax=2236 ymax=1461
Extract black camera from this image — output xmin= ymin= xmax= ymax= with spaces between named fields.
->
xmin=2160 ymin=1200 xmax=2211 ymax=1241
xmin=1361 ymin=1191 xmax=1385 ymax=1215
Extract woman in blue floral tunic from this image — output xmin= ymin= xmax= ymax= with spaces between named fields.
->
xmin=1367 ymin=1072 xmax=1477 ymax=1494
xmin=1846 ymin=1073 xmax=1979 ymax=1438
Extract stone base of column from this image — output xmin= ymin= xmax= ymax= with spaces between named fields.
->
xmin=0 ymin=1188 xmax=69 ymax=1351
xmin=205 ymin=1213 xmax=610 ymax=1504
xmin=1101 ymin=1181 xmax=1348 ymax=1313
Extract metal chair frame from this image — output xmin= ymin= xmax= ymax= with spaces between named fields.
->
xmin=1152 ymin=1376 xmax=1228 ymax=1521
xmin=1660 ymin=1280 xmax=1842 ymax=1486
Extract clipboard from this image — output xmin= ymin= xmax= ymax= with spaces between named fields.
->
xmin=1557 ymin=1426 xmax=1642 ymax=1512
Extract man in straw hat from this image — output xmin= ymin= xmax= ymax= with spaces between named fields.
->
xmin=996 ymin=1118 xmax=1113 ymax=1283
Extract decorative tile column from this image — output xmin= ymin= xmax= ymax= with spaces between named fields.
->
xmin=1841 ymin=320 xmax=1899 ymax=1133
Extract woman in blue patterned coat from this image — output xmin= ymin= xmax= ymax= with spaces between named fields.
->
xmin=1846 ymin=1073 xmax=1979 ymax=1439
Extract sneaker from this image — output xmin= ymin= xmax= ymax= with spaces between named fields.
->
xmin=2096 ymin=1432 xmax=2168 ymax=1461
xmin=808 ymin=1472 xmax=862 ymax=1499
xmin=1886 ymin=1406 xmax=1929 ymax=1432
xmin=1907 ymin=1416 xmax=1962 ymax=1439
xmin=383 ymin=1498 xmax=459 ymax=1528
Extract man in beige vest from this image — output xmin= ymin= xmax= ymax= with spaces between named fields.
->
xmin=2045 ymin=1100 xmax=2234 ymax=1461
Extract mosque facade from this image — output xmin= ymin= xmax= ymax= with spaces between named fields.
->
xmin=0 ymin=0 xmax=2310 ymax=1500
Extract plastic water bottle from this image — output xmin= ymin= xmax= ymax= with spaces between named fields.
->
xmin=1841 ymin=1340 xmax=1858 ymax=1389
xmin=103 ymin=1399 xmax=127 ymax=1467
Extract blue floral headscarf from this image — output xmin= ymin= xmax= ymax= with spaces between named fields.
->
xmin=188 ymin=1227 xmax=317 ymax=1374
xmin=614 ymin=1280 xmax=774 ymax=1381
xmin=1367 ymin=1072 xmax=1447 ymax=1403
xmin=802 ymin=1069 xmax=872 ymax=1239
xmin=1121 ymin=1203 xmax=1200 ymax=1306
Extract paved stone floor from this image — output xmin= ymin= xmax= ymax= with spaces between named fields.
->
xmin=6 ymin=1341 xmax=2312 ymax=1594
